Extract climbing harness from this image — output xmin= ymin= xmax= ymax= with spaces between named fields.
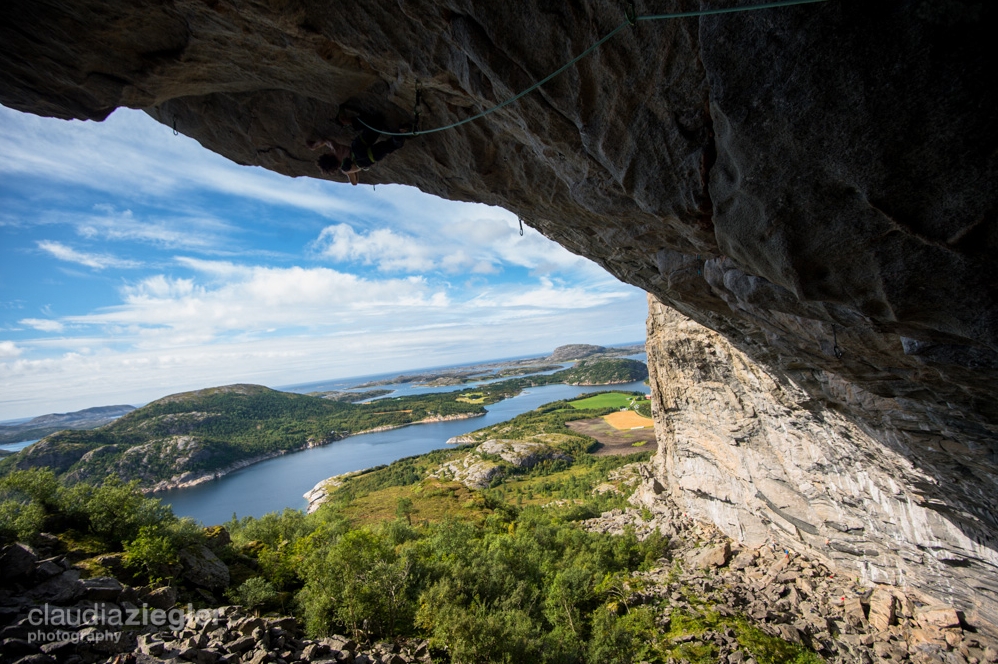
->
xmin=359 ymin=0 xmax=827 ymax=137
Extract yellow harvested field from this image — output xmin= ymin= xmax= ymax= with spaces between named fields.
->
xmin=603 ymin=410 xmax=654 ymax=430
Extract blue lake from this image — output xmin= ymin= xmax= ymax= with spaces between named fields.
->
xmin=159 ymin=378 xmax=650 ymax=526
xmin=0 ymin=439 xmax=39 ymax=453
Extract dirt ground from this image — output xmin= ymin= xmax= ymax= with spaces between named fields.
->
xmin=603 ymin=410 xmax=655 ymax=429
xmin=566 ymin=417 xmax=658 ymax=456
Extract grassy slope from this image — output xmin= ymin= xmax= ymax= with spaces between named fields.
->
xmin=570 ymin=392 xmax=638 ymax=410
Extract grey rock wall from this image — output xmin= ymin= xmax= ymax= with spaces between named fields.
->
xmin=645 ymin=296 xmax=998 ymax=628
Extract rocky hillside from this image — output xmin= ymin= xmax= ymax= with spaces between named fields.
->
xmin=0 ymin=384 xmax=485 ymax=490
xmin=548 ymin=344 xmax=607 ymax=362
xmin=2 ymin=0 xmax=996 ymax=629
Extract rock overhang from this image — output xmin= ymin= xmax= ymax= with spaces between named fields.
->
xmin=2 ymin=0 xmax=997 ymax=618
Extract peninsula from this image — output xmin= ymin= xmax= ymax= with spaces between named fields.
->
xmin=0 ymin=357 xmax=647 ymax=491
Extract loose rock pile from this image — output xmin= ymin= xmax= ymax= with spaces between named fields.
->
xmin=127 ymin=611 xmax=431 ymax=664
xmin=0 ymin=541 xmax=432 ymax=664
xmin=583 ymin=502 xmax=998 ymax=664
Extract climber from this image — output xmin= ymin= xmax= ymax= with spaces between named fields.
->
xmin=310 ymin=116 xmax=407 ymax=186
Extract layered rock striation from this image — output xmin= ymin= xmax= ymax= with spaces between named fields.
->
xmin=646 ymin=297 xmax=998 ymax=630
xmin=2 ymin=0 xmax=996 ymax=623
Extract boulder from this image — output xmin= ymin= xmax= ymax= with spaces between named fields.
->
xmin=915 ymin=605 xmax=961 ymax=630
xmin=80 ymin=577 xmax=123 ymax=601
xmin=0 ymin=544 xmax=38 ymax=582
xmin=1 ymin=637 xmax=40 ymax=659
xmin=138 ymin=634 xmax=167 ymax=657
xmin=843 ymin=596 xmax=869 ymax=631
xmin=203 ymin=526 xmax=231 ymax=551
xmin=144 ymin=585 xmax=177 ymax=610
xmin=32 ymin=559 xmax=63 ymax=581
xmin=227 ymin=635 xmax=256 ymax=654
xmin=27 ymin=570 xmax=82 ymax=603
xmin=868 ymin=588 xmax=897 ymax=632
xmin=178 ymin=545 xmax=230 ymax=590
xmin=687 ymin=542 xmax=731 ymax=570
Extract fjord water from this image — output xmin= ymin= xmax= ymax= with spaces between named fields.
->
xmin=160 ymin=379 xmax=649 ymax=526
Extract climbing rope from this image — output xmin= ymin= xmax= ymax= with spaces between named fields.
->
xmin=360 ymin=0 xmax=827 ymax=137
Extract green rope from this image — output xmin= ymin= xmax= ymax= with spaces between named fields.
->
xmin=362 ymin=0 xmax=827 ymax=137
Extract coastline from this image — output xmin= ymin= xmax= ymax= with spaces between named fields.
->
xmin=147 ymin=411 xmax=485 ymax=494
xmin=303 ymin=412 xmax=488 ymax=513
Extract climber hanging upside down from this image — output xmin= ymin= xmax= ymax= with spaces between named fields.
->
xmin=309 ymin=115 xmax=408 ymax=186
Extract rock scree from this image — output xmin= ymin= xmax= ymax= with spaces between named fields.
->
xmin=2 ymin=0 xmax=996 ymax=626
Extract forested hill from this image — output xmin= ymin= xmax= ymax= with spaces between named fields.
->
xmin=0 ymin=359 xmax=647 ymax=490
xmin=0 ymin=384 xmax=486 ymax=489
xmin=553 ymin=358 xmax=648 ymax=385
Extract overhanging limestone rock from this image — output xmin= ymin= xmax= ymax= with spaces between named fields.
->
xmin=2 ymin=0 xmax=996 ymax=622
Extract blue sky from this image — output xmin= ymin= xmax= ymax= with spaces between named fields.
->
xmin=0 ymin=105 xmax=647 ymax=420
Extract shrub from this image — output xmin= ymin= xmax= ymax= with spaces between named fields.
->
xmin=229 ymin=577 xmax=279 ymax=615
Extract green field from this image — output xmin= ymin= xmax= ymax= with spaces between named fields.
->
xmin=569 ymin=391 xmax=638 ymax=410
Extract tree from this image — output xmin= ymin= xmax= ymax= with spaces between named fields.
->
xmin=231 ymin=577 xmax=278 ymax=615
xmin=395 ymin=497 xmax=414 ymax=525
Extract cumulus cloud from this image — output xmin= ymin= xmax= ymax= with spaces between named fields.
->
xmin=0 ymin=341 xmax=22 ymax=358
xmin=310 ymin=219 xmax=567 ymax=276
xmin=37 ymin=240 xmax=141 ymax=270
xmin=311 ymin=224 xmax=441 ymax=272
xmin=67 ymin=259 xmax=449 ymax=346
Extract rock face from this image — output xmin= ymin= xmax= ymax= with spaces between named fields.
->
xmin=645 ymin=298 xmax=998 ymax=628
xmin=2 ymin=0 xmax=996 ymax=623
xmin=432 ymin=439 xmax=571 ymax=489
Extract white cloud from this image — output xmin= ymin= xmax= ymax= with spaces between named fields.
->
xmin=19 ymin=318 xmax=65 ymax=333
xmin=0 ymin=106 xmax=650 ymax=420
xmin=0 ymin=106 xmax=365 ymax=220
xmin=77 ymin=205 xmax=236 ymax=250
xmin=311 ymin=224 xmax=438 ymax=272
xmin=0 ymin=341 xmax=23 ymax=358
xmin=64 ymin=260 xmax=448 ymax=346
xmin=37 ymin=240 xmax=141 ymax=270
xmin=309 ymin=214 xmax=594 ymax=278
xmin=0 ymin=290 xmax=647 ymax=420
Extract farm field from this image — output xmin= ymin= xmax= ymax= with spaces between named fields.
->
xmin=604 ymin=410 xmax=655 ymax=430
xmin=569 ymin=391 xmax=640 ymax=410
xmin=566 ymin=417 xmax=658 ymax=455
